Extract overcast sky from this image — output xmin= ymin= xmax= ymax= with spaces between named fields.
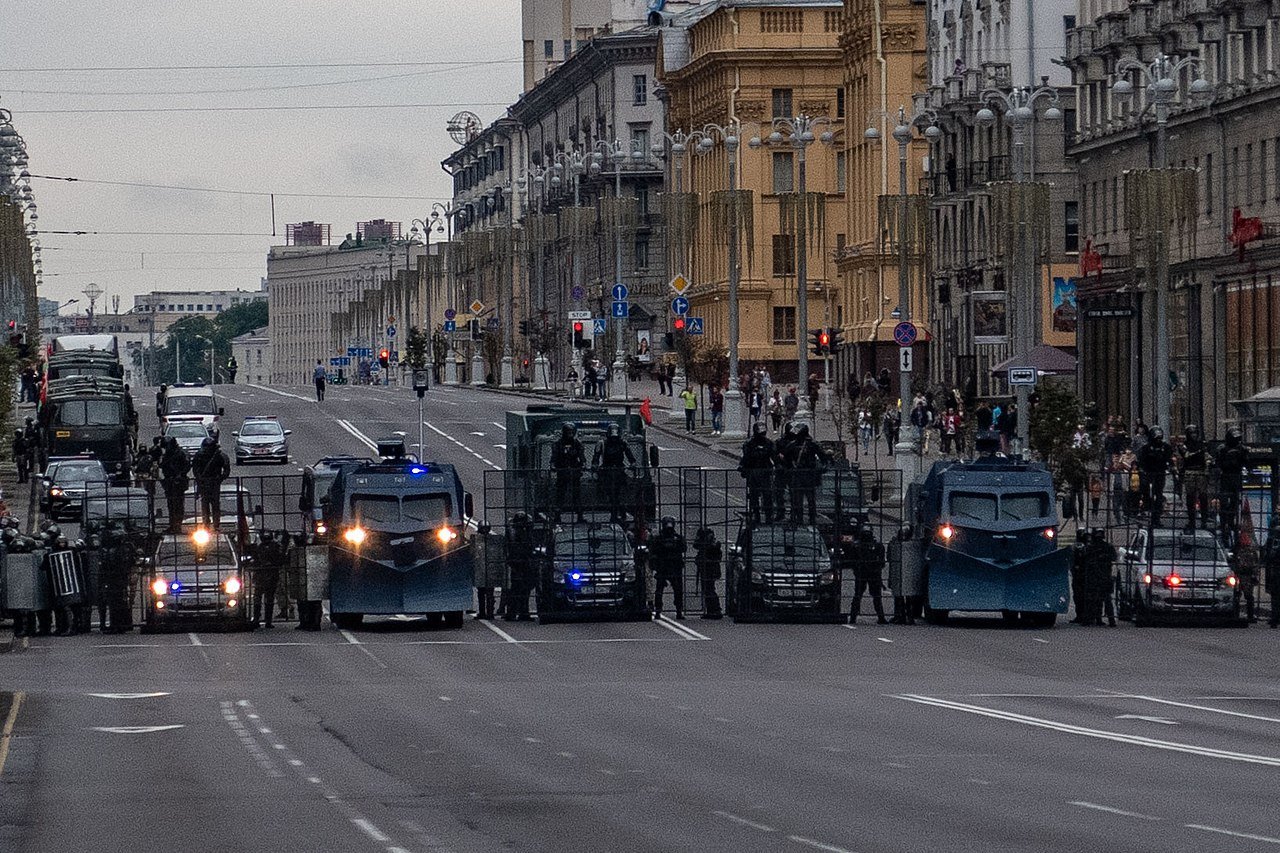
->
xmin=1 ymin=0 xmax=521 ymax=312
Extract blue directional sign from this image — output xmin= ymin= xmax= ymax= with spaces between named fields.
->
xmin=611 ymin=283 xmax=629 ymax=301
xmin=571 ymin=285 xmax=586 ymax=301
xmin=893 ymin=321 xmax=918 ymax=347
xmin=443 ymin=320 xmax=457 ymax=332
xmin=687 ymin=317 xmax=705 ymax=335
xmin=593 ymin=318 xmax=607 ymax=336
xmin=386 ymin=325 xmax=397 ymax=338
xmin=349 ymin=346 xmax=372 ymax=358
xmin=346 ymin=346 xmax=358 ymax=357
xmin=611 ymin=300 xmax=630 ymax=319
xmin=671 ymin=296 xmax=690 ymax=315
xmin=444 ymin=308 xmax=457 ymax=321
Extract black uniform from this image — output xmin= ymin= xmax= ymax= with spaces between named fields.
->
xmin=785 ymin=427 xmax=828 ymax=526
xmin=1215 ymin=430 xmax=1249 ymax=549
xmin=1135 ymin=431 xmax=1173 ymax=526
xmin=738 ymin=428 xmax=776 ymax=524
xmin=254 ymin=532 xmax=287 ymax=627
xmin=550 ymin=426 xmax=586 ymax=522
xmin=847 ymin=526 xmax=887 ymax=624
xmin=592 ymin=428 xmax=635 ymax=522
xmin=503 ymin=518 xmax=536 ymax=621
xmin=160 ymin=439 xmax=191 ymax=532
xmin=1070 ymin=538 xmax=1090 ymax=624
xmin=650 ymin=521 xmax=686 ymax=619
xmin=99 ymin=525 xmax=135 ymax=634
xmin=773 ymin=425 xmax=796 ymax=520
xmin=1264 ymin=527 xmax=1280 ymax=629
xmin=1082 ymin=531 xmax=1117 ymax=626
xmin=693 ymin=528 xmax=723 ymax=619
xmin=1177 ymin=426 xmax=1211 ymax=531
xmin=12 ymin=430 xmax=29 ymax=483
xmin=190 ymin=440 xmax=231 ymax=528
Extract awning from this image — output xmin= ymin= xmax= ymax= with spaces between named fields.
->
xmin=989 ymin=344 xmax=1077 ymax=377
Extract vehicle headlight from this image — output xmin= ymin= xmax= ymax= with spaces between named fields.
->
xmin=49 ymin=487 xmax=64 ymax=497
xmin=314 ymin=521 xmax=328 ymax=535
xmin=343 ymin=526 xmax=366 ymax=545
xmin=151 ymin=578 xmax=169 ymax=597
xmin=191 ymin=527 xmax=212 ymax=547
xmin=224 ymin=577 xmax=242 ymax=595
xmin=435 ymin=526 xmax=458 ymax=544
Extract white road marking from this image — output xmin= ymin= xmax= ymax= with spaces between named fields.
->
xmin=1115 ymin=714 xmax=1178 ymax=725
xmin=91 ymin=725 xmax=185 ymax=734
xmin=1068 ymin=801 xmax=1162 ymax=821
xmin=336 ymin=419 xmax=379 ymax=452
xmin=894 ymin=694 xmax=1280 ymax=767
xmin=876 ymin=637 xmax=893 ymax=643
xmin=351 ymin=818 xmax=390 ymax=843
xmin=787 ymin=835 xmax=855 ymax=853
xmin=477 ymin=619 xmax=520 ymax=644
xmin=470 ymin=431 xmax=485 ymax=437
xmin=339 ymin=629 xmax=388 ymax=669
xmin=1120 ymin=694 xmax=1280 ymax=725
xmin=246 ymin=383 xmax=315 ymax=403
xmin=423 ymin=421 xmax=501 ymax=469
xmin=1033 ymin=638 xmax=1050 ymax=644
xmin=711 ymin=811 xmax=777 ymax=833
xmin=655 ymin=614 xmax=711 ymax=640
xmin=86 ymin=692 xmax=171 ymax=699
xmin=187 ymin=632 xmax=204 ymax=646
xmin=491 ymin=422 xmax=506 ymax=430
xmin=1186 ymin=825 xmax=1280 ymax=844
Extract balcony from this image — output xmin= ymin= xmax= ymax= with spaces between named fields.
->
xmin=1066 ymin=26 xmax=1098 ymax=60
xmin=1099 ymin=13 xmax=1129 ymax=49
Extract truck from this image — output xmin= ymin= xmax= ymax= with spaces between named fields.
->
xmin=38 ymin=375 xmax=136 ymax=477
xmin=47 ymin=334 xmax=123 ymax=381
xmin=914 ymin=455 xmax=1071 ymax=626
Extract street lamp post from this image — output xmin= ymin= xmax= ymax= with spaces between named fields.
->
xmin=550 ymin=149 xmax=590 ymax=389
xmin=588 ymin=139 xmax=644 ymax=401
xmin=976 ymin=85 xmax=1063 ymax=456
xmin=517 ymin=165 xmax=552 ymax=390
xmin=1112 ymin=54 xmax=1211 ymax=434
xmin=750 ymin=115 xmax=835 ymax=433
xmin=651 ymin=129 xmax=697 ymax=422
xmin=865 ymin=107 xmax=941 ymax=459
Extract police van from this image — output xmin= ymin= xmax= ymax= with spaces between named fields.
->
xmin=162 ymin=383 xmax=224 ymax=435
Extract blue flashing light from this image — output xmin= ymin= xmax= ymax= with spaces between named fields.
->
xmin=170 ymin=581 xmax=181 ymax=592
xmin=569 ymin=571 xmax=583 ymax=583
xmin=408 ymin=465 xmax=428 ymax=477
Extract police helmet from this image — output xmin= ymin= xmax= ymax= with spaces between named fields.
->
xmin=660 ymin=515 xmax=677 ymax=532
xmin=23 ymin=417 xmax=33 ymax=426
xmin=1184 ymin=424 xmax=1201 ymax=440
xmin=562 ymin=423 xmax=578 ymax=439
xmin=1090 ymin=527 xmax=1106 ymax=542
xmin=794 ymin=423 xmax=810 ymax=439
xmin=511 ymin=511 xmax=530 ymax=526
xmin=1149 ymin=425 xmax=1164 ymax=442
xmin=201 ymin=436 xmax=217 ymax=449
xmin=607 ymin=423 xmax=620 ymax=438
xmin=55 ymin=536 xmax=68 ymax=549
xmin=1226 ymin=427 xmax=1243 ymax=447
xmin=899 ymin=522 xmax=912 ymax=538
xmin=858 ymin=524 xmax=876 ymax=542
xmin=783 ymin=422 xmax=795 ymax=437
xmin=752 ymin=422 xmax=767 ymax=437
xmin=12 ymin=429 xmax=20 ymax=439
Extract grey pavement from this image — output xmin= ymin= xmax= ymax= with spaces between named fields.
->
xmin=4 ymin=381 xmax=1279 ymax=853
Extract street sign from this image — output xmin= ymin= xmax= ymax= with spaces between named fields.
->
xmin=669 ymin=273 xmax=691 ymax=295
xmin=386 ymin=325 xmax=396 ymax=338
xmin=349 ymin=346 xmax=372 ymax=358
xmin=346 ymin=346 xmax=358 ymax=357
xmin=611 ymin=283 xmax=628 ymax=301
xmin=899 ymin=347 xmax=913 ymax=372
xmin=1008 ymin=367 xmax=1038 ymax=386
xmin=593 ymin=318 xmax=607 ymax=336
xmin=687 ymin=317 xmax=705 ymax=335
xmin=611 ymin=301 xmax=629 ymax=319
xmin=571 ymin=284 xmax=585 ymax=301
xmin=389 ymin=351 xmax=399 ymax=364
xmin=485 ymin=317 xmax=500 ymax=330
xmin=412 ymin=369 xmax=430 ymax=392
xmin=568 ymin=309 xmax=591 ymax=320
xmin=444 ymin=308 xmax=457 ymax=321
xmin=443 ymin=320 xmax=456 ymax=332
xmin=893 ymin=321 xmax=918 ymax=347
xmin=671 ymin=296 xmax=690 ymax=315
xmin=469 ymin=299 xmax=485 ymax=315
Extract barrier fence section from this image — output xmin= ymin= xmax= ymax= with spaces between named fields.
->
xmin=482 ymin=465 xmax=905 ymax=619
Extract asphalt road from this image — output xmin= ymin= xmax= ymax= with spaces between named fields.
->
xmin=5 ymin=383 xmax=1280 ymax=853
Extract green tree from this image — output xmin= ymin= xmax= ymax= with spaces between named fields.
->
xmin=403 ymin=326 xmax=428 ymax=369
xmin=1029 ymin=381 xmax=1083 ymax=466
xmin=140 ymin=301 xmax=269 ymax=385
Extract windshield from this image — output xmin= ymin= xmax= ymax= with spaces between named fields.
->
xmin=352 ymin=495 xmax=401 ymax=525
xmin=51 ymin=462 xmax=107 ymax=482
xmin=84 ymin=497 xmax=151 ymax=520
xmin=165 ymin=423 xmax=208 ymax=438
xmin=157 ymin=541 xmax=237 ymax=564
xmin=1001 ymin=493 xmax=1051 ymax=521
xmin=751 ymin=528 xmax=825 ymax=555
xmin=55 ymin=400 xmax=123 ymax=426
xmin=241 ymin=422 xmax=282 ymax=437
xmin=950 ymin=493 xmax=998 ymax=522
xmin=402 ymin=495 xmax=450 ymax=524
xmin=166 ymin=395 xmax=216 ymax=415
xmin=555 ymin=529 xmax=628 ymax=557
xmin=1151 ymin=542 xmax=1223 ymax=563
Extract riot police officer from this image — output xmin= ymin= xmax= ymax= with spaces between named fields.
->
xmin=1215 ymin=427 xmax=1249 ymax=549
xmin=12 ymin=429 xmax=29 ymax=484
xmin=887 ymin=523 xmax=923 ymax=625
xmin=785 ymin=424 xmax=828 ymax=526
xmin=1084 ymin=527 xmax=1117 ymax=627
xmin=503 ymin=512 xmax=536 ymax=621
xmin=1177 ymin=425 xmax=1211 ymax=532
xmin=693 ymin=527 xmax=723 ymax=620
xmin=738 ymin=423 xmax=775 ymax=525
xmin=650 ymin=516 xmax=686 ymax=619
xmin=1070 ymin=534 xmax=1091 ymax=624
xmin=1264 ymin=522 xmax=1280 ymax=629
xmin=191 ymin=437 xmax=231 ymax=528
xmin=99 ymin=522 xmax=135 ymax=634
xmin=592 ymin=423 xmax=635 ymax=522
xmin=160 ymin=437 xmax=191 ymax=533
xmin=773 ymin=423 xmax=796 ymax=521
xmin=550 ymin=423 xmax=586 ymax=523
xmin=847 ymin=523 xmax=887 ymax=625
xmin=254 ymin=530 xmax=287 ymax=628
xmin=1136 ymin=426 xmax=1173 ymax=526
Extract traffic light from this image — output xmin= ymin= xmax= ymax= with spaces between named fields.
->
xmin=673 ymin=317 xmax=686 ymax=332
xmin=811 ymin=329 xmax=828 ymax=356
xmin=572 ymin=321 xmax=586 ymax=349
xmin=518 ymin=319 xmax=530 ymax=337
xmin=378 ymin=348 xmax=390 ymax=369
xmin=828 ymin=327 xmax=844 ymax=354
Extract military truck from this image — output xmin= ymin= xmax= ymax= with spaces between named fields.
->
xmin=39 ymin=375 xmax=136 ymax=477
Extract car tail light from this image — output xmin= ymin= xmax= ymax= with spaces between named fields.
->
xmin=1225 ymin=574 xmax=1239 ymax=588
xmin=1042 ymin=527 xmax=1056 ymax=540
xmin=1163 ymin=574 xmax=1183 ymax=588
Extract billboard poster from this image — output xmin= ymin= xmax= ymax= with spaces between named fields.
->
xmin=1044 ymin=266 xmax=1078 ymax=347
xmin=972 ymin=291 xmax=1008 ymax=344
xmin=636 ymin=329 xmax=652 ymax=363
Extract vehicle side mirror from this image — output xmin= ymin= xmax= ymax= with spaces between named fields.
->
xmin=284 ymin=430 xmax=292 ymax=436
xmin=463 ymin=492 xmax=474 ymax=519
xmin=477 ymin=523 xmax=492 ymax=535
xmin=231 ymin=431 xmax=239 ymax=437
xmin=649 ymin=446 xmax=659 ymax=468
xmin=218 ymin=407 xmax=225 ymax=416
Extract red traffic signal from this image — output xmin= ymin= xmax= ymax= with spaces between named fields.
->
xmin=673 ymin=317 xmax=686 ymax=331
xmin=572 ymin=321 xmax=584 ymax=333
xmin=378 ymin=348 xmax=390 ymax=367
xmin=819 ymin=330 xmax=830 ymax=349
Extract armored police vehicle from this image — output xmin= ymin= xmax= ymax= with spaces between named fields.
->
xmin=504 ymin=403 xmax=658 ymax=523
xmin=47 ymin=335 xmax=124 ymax=381
xmin=915 ymin=455 xmax=1070 ymax=626
xmin=325 ymin=448 xmax=475 ymax=629
xmin=725 ymin=523 xmax=842 ymax=623
xmin=534 ymin=521 xmax=649 ymax=622
xmin=1116 ymin=527 xmax=1240 ymax=625
xmin=298 ymin=455 xmax=373 ymax=541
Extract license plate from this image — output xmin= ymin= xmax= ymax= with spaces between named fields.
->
xmin=775 ymin=587 xmax=805 ymax=598
xmin=253 ymin=448 xmax=269 ymax=455
xmin=56 ymin=431 xmax=71 ymax=438
xmin=577 ymin=585 xmax=597 ymax=596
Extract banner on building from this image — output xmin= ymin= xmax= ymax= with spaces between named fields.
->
xmin=971 ymin=291 xmax=1008 ymax=344
xmin=636 ymin=329 xmax=652 ymax=363
xmin=1043 ymin=266 xmax=1078 ymax=347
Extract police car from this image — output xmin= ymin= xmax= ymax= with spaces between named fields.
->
xmin=141 ymin=528 xmax=251 ymax=630
xmin=536 ymin=521 xmax=649 ymax=621
xmin=726 ymin=523 xmax=842 ymax=622
xmin=233 ymin=416 xmax=291 ymax=464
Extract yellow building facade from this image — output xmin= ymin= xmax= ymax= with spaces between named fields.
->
xmin=837 ymin=0 xmax=929 ymax=386
xmin=658 ymin=1 xmax=847 ymax=381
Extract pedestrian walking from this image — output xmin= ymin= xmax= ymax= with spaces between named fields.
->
xmin=12 ymin=429 xmax=29 ymax=483
xmin=710 ymin=385 xmax=724 ymax=435
xmin=783 ymin=387 xmax=799 ymax=425
xmin=882 ymin=409 xmax=900 ymax=456
xmin=768 ymin=390 xmax=783 ymax=433
xmin=312 ymin=360 xmax=327 ymax=401
xmin=679 ymin=386 xmax=698 ymax=433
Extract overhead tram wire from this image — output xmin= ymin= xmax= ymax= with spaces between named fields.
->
xmin=29 ymin=173 xmax=452 ymax=201
xmin=16 ymin=102 xmax=508 ymax=115
xmin=0 ymin=59 xmax=521 ymax=72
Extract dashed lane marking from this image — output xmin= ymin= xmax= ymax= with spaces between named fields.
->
xmin=0 ymin=692 xmax=24 ymax=778
xmin=1185 ymin=825 xmax=1280 ymax=845
xmin=477 ymin=619 xmax=520 ymax=644
xmin=423 ymin=421 xmax=500 ymax=469
xmin=246 ymin=383 xmax=315 ymax=403
xmin=1068 ymin=801 xmax=1162 ymax=821
xmin=339 ymin=629 xmax=388 ymax=669
xmin=710 ymin=810 xmax=777 ymax=833
xmin=787 ymin=835 xmax=855 ymax=853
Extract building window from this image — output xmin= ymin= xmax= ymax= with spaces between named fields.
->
xmin=772 ymin=234 xmax=795 ymax=276
xmin=633 ymin=74 xmax=648 ymax=106
xmin=772 ymin=306 xmax=797 ymax=343
xmin=544 ymin=40 xmax=553 ymax=59
xmin=1064 ymin=201 xmax=1079 ymax=253
xmin=836 ymin=233 xmax=846 ymax=256
xmin=216 ymin=304 xmax=223 ymax=311
xmin=836 ymin=87 xmax=845 ymax=119
xmin=636 ymin=186 xmax=650 ymax=217
xmin=771 ymin=88 xmax=793 ymax=119
xmin=1205 ymin=152 xmax=1214 ymax=215
xmin=1245 ymin=143 xmax=1255 ymax=206
xmin=631 ymin=126 xmax=650 ymax=158
xmin=835 ymin=151 xmax=847 ymax=193
xmin=563 ymin=39 xmax=571 ymax=58
xmin=1063 ymin=14 xmax=1076 ymax=31
xmin=772 ymin=152 xmax=795 ymax=193
xmin=634 ymin=238 xmax=650 ymax=270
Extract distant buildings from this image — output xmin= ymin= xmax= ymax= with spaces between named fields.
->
xmin=131 ymin=281 xmax=269 ymax=332
xmin=230 ymin=326 xmax=272 ymax=386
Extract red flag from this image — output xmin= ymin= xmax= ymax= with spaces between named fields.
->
xmin=639 ymin=397 xmax=652 ymax=425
